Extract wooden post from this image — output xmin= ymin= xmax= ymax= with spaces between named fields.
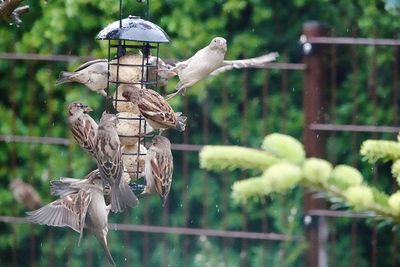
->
xmin=303 ymin=21 xmax=330 ymax=267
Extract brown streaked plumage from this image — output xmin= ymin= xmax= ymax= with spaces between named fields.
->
xmin=27 ymin=170 xmax=115 ymax=266
xmin=121 ymin=85 xmax=186 ymax=132
xmin=68 ymin=102 xmax=98 ymax=157
xmin=94 ymin=112 xmax=138 ymax=213
xmin=142 ymin=136 xmax=173 ymax=206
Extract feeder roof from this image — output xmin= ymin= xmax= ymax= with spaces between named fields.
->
xmin=96 ymin=15 xmax=170 ymax=43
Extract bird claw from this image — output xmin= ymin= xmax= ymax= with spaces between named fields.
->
xmin=165 ymin=88 xmax=185 ymax=101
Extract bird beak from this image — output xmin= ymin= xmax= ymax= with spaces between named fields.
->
xmin=84 ymin=106 xmax=93 ymax=113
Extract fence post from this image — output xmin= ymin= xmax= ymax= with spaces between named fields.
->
xmin=302 ymin=21 xmax=330 ymax=267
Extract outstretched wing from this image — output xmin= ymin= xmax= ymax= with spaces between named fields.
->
xmin=27 ymin=190 xmax=91 ymax=234
xmin=210 ymin=52 xmax=279 ymax=76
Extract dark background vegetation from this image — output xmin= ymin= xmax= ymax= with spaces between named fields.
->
xmin=1 ymin=0 xmax=400 ymax=266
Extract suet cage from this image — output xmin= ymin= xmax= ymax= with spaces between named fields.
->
xmin=96 ymin=0 xmax=170 ymax=193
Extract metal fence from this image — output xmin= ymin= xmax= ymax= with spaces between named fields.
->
xmin=1 ymin=21 xmax=400 ymax=267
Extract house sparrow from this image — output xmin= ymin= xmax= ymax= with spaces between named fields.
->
xmin=147 ymin=56 xmax=177 ymax=87
xmin=165 ymin=37 xmax=279 ymax=99
xmin=95 ymin=112 xmax=138 ymax=212
xmin=121 ymin=85 xmax=186 ymax=133
xmin=9 ymin=179 xmax=42 ymax=211
xmin=56 ymin=59 xmax=109 ymax=97
xmin=68 ymin=102 xmax=98 ymax=157
xmin=165 ymin=37 xmax=227 ymax=99
xmin=27 ymin=170 xmax=115 ymax=266
xmin=142 ymin=136 xmax=173 ymax=206
xmin=56 ymin=53 xmax=167 ymax=96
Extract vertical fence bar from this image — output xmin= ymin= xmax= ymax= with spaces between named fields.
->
xmin=240 ymin=67 xmax=250 ymax=267
xmin=261 ymin=71 xmax=269 ymax=136
xmin=349 ymin=27 xmax=360 ymax=267
xmin=392 ymin=44 xmax=399 ymax=267
xmin=221 ymin=76 xmax=230 ymax=265
xmin=261 ymin=69 xmax=269 ymax=266
xmin=281 ymin=65 xmax=289 ymax=133
xmin=9 ymin=56 xmax=18 ymax=267
xmin=182 ymin=96 xmax=190 ymax=267
xmin=302 ymin=21 xmax=330 ymax=267
xmin=26 ymin=62 xmax=37 ymax=267
xmin=202 ymin=91 xmax=209 ymax=228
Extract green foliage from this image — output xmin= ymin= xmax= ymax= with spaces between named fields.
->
xmin=200 ymin=145 xmax=280 ymax=172
xmin=1 ymin=0 xmax=400 ymax=266
xmin=201 ymin=133 xmax=400 ymax=224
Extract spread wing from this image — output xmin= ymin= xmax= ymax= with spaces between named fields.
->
xmin=150 ymin=152 xmax=173 ymax=203
xmin=74 ymin=59 xmax=108 ymax=72
xmin=70 ymin=116 xmax=98 ymax=156
xmin=27 ymin=190 xmax=91 ymax=234
xmin=210 ymin=52 xmax=279 ymax=76
xmin=138 ymin=89 xmax=177 ymax=128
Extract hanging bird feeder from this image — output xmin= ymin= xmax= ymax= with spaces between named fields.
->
xmin=96 ymin=0 xmax=170 ymax=192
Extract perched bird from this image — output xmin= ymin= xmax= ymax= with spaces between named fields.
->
xmin=121 ymin=85 xmax=186 ymax=133
xmin=142 ymin=136 xmax=173 ymax=206
xmin=9 ymin=179 xmax=42 ymax=211
xmin=27 ymin=170 xmax=115 ymax=266
xmin=56 ymin=53 xmax=166 ymax=96
xmin=68 ymin=102 xmax=98 ymax=156
xmin=147 ymin=56 xmax=177 ymax=87
xmin=95 ymin=112 xmax=138 ymax=212
xmin=56 ymin=59 xmax=109 ymax=97
xmin=165 ymin=37 xmax=279 ymax=99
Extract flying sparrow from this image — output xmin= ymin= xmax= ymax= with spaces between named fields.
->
xmin=121 ymin=85 xmax=187 ymax=133
xmin=95 ymin=112 xmax=138 ymax=212
xmin=9 ymin=179 xmax=42 ymax=211
xmin=164 ymin=37 xmax=279 ymax=99
xmin=67 ymin=102 xmax=98 ymax=157
xmin=27 ymin=169 xmax=116 ymax=266
xmin=142 ymin=136 xmax=173 ymax=206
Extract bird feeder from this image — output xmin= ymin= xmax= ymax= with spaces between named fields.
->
xmin=96 ymin=0 xmax=170 ymax=192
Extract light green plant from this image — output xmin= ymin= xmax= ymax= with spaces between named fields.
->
xmin=200 ymin=132 xmax=400 ymax=224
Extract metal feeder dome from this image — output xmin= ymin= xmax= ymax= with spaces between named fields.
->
xmin=96 ymin=15 xmax=170 ymax=43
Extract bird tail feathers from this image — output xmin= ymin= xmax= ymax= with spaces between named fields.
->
xmin=110 ymin=180 xmax=138 ymax=213
xmin=96 ymin=233 xmax=116 ymax=266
